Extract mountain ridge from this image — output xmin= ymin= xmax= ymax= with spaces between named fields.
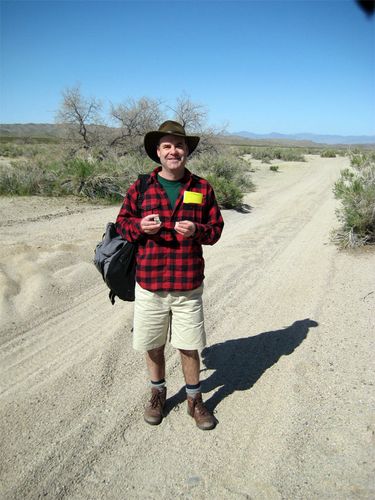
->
xmin=232 ymin=130 xmax=375 ymax=145
xmin=0 ymin=123 xmax=374 ymax=146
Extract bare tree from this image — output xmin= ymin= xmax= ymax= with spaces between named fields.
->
xmin=56 ymin=85 xmax=103 ymax=149
xmin=110 ymin=97 xmax=164 ymax=153
xmin=170 ymin=94 xmax=227 ymax=155
xmin=173 ymin=94 xmax=208 ymax=132
xmin=55 ymin=87 xmax=226 ymax=160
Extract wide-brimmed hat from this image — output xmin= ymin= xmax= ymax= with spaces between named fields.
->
xmin=144 ymin=120 xmax=200 ymax=164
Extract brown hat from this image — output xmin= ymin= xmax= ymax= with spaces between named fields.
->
xmin=144 ymin=120 xmax=200 ymax=164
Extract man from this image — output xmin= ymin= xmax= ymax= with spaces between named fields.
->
xmin=116 ymin=120 xmax=224 ymax=430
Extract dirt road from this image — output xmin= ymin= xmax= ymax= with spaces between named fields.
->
xmin=0 ymin=155 xmax=374 ymax=499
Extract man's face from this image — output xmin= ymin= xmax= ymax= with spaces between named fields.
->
xmin=157 ymin=135 xmax=189 ymax=176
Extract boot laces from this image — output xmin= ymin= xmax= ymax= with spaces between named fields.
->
xmin=194 ymin=398 xmax=210 ymax=416
xmin=149 ymin=391 xmax=162 ymax=408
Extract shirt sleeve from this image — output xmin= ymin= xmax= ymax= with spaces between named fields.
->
xmin=193 ymin=184 xmax=224 ymax=245
xmin=115 ymin=180 xmax=144 ymax=243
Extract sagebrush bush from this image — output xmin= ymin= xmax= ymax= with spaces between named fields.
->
xmin=67 ymin=175 xmax=125 ymax=200
xmin=0 ymin=148 xmax=150 ymax=200
xmin=188 ymin=151 xmax=254 ymax=208
xmin=189 ymin=152 xmax=254 ymax=189
xmin=0 ymin=141 xmax=61 ymax=159
xmin=321 ymin=150 xmax=336 ymax=158
xmin=0 ymin=141 xmax=255 ymax=207
xmin=0 ymin=143 xmax=25 ymax=158
xmin=249 ymin=147 xmax=305 ymax=163
xmin=249 ymin=148 xmax=273 ymax=163
xmin=277 ymin=148 xmax=305 ymax=162
xmin=228 ymin=145 xmax=253 ymax=156
xmin=333 ymin=152 xmax=375 ymax=247
xmin=0 ymin=161 xmax=60 ymax=196
xmin=205 ymin=174 xmax=243 ymax=208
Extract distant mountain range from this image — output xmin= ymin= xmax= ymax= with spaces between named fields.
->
xmin=0 ymin=123 xmax=374 ymax=146
xmin=231 ymin=131 xmax=375 ymax=145
xmin=0 ymin=123 xmax=66 ymax=138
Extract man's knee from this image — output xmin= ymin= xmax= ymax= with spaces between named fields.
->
xmin=179 ymin=349 xmax=199 ymax=358
xmin=147 ymin=345 xmax=165 ymax=360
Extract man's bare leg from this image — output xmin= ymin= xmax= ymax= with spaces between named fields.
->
xmin=144 ymin=346 xmax=166 ymax=425
xmin=179 ymin=349 xmax=200 ymax=385
xmin=179 ymin=348 xmax=215 ymax=430
xmin=145 ymin=345 xmax=166 ymax=381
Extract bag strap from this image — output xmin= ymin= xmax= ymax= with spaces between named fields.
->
xmin=136 ymin=174 xmax=150 ymax=216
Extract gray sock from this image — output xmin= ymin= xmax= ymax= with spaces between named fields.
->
xmin=186 ymin=382 xmax=201 ymax=397
xmin=151 ymin=379 xmax=166 ymax=392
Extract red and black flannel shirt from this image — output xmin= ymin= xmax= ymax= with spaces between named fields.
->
xmin=116 ymin=166 xmax=224 ymax=292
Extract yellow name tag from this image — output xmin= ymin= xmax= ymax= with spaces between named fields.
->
xmin=183 ymin=191 xmax=203 ymax=204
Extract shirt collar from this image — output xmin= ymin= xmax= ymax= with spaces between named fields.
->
xmin=149 ymin=166 xmax=193 ymax=185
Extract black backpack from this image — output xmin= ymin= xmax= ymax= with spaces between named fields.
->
xmin=94 ymin=174 xmax=149 ymax=304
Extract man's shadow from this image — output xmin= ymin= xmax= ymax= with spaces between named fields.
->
xmin=166 ymin=318 xmax=318 ymax=414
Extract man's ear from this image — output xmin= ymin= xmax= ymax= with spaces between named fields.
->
xmin=156 ymin=146 xmax=161 ymax=159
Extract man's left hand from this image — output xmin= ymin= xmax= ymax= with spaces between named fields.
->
xmin=174 ymin=220 xmax=196 ymax=238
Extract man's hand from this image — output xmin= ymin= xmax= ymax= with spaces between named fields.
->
xmin=174 ymin=220 xmax=196 ymax=238
xmin=141 ymin=214 xmax=162 ymax=235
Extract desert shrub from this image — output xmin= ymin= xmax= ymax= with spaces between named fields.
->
xmin=250 ymin=148 xmax=273 ymax=163
xmin=64 ymin=154 xmax=152 ymax=200
xmin=63 ymin=175 xmax=125 ymax=200
xmin=274 ymin=148 xmax=305 ymax=162
xmin=64 ymin=158 xmax=95 ymax=179
xmin=0 ymin=140 xmax=57 ymax=159
xmin=321 ymin=150 xmax=336 ymax=158
xmin=269 ymin=165 xmax=279 ymax=172
xmin=189 ymin=152 xmax=254 ymax=191
xmin=351 ymin=150 xmax=375 ymax=165
xmin=249 ymin=147 xmax=305 ymax=163
xmin=114 ymin=153 xmax=152 ymax=180
xmin=188 ymin=151 xmax=254 ymax=208
xmin=205 ymin=174 xmax=243 ymax=208
xmin=0 ymin=150 xmax=147 ymax=201
xmin=0 ymin=143 xmax=25 ymax=158
xmin=228 ymin=145 xmax=253 ymax=156
xmin=0 ymin=141 xmax=255 ymax=206
xmin=0 ymin=161 xmax=60 ymax=196
xmin=305 ymin=147 xmax=323 ymax=154
xmin=333 ymin=152 xmax=375 ymax=247
xmin=60 ymin=158 xmax=130 ymax=198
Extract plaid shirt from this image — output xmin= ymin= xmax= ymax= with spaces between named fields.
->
xmin=116 ymin=166 xmax=224 ymax=291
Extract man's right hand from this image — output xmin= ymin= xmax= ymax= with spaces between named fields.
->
xmin=140 ymin=214 xmax=162 ymax=235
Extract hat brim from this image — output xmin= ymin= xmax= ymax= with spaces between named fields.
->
xmin=144 ymin=131 xmax=200 ymax=164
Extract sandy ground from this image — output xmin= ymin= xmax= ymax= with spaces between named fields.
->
xmin=0 ymin=155 xmax=374 ymax=499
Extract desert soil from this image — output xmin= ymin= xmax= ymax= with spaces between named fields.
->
xmin=0 ymin=155 xmax=374 ymax=499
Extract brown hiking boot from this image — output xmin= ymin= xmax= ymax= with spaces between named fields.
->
xmin=144 ymin=387 xmax=167 ymax=425
xmin=187 ymin=393 xmax=216 ymax=430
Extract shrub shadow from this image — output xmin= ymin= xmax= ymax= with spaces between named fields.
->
xmin=234 ymin=203 xmax=252 ymax=213
xmin=165 ymin=318 xmax=318 ymax=414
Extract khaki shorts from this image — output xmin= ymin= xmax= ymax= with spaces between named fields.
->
xmin=133 ymin=283 xmax=206 ymax=352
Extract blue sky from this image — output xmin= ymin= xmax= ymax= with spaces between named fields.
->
xmin=1 ymin=0 xmax=374 ymax=135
